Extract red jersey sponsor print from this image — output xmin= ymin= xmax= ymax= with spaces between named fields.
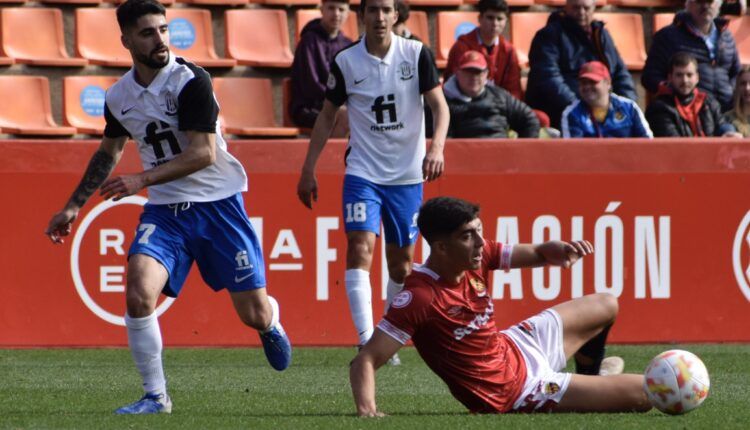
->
xmin=378 ymin=240 xmax=526 ymax=413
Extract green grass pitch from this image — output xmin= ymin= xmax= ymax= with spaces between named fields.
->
xmin=1 ymin=344 xmax=749 ymax=429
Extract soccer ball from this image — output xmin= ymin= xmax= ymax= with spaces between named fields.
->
xmin=643 ymin=349 xmax=710 ymax=415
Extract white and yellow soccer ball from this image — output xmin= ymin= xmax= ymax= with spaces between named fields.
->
xmin=643 ymin=349 xmax=710 ymax=415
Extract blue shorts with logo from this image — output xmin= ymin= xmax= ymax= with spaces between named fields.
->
xmin=128 ymin=193 xmax=266 ymax=298
xmin=342 ymin=174 xmax=422 ymax=247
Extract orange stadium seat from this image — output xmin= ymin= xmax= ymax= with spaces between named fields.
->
xmin=178 ymin=0 xmax=245 ymax=5
xmin=63 ymin=76 xmax=119 ymax=135
xmin=436 ymin=11 xmax=478 ymax=68
xmin=510 ymin=12 xmax=549 ymax=67
xmin=0 ymin=8 xmax=87 ymax=67
xmin=213 ymin=78 xmax=299 ymax=137
xmin=652 ymin=13 xmax=674 ymax=34
xmin=295 ymin=8 xmax=359 ymax=44
xmin=535 ymin=0 xmax=605 ymax=5
xmin=225 ymin=9 xmax=293 ymax=68
xmin=607 ymin=0 xmax=673 ymax=6
xmin=106 ymin=0 xmax=174 ymax=4
xmin=165 ymin=8 xmax=236 ymax=68
xmin=464 ymin=0 xmax=533 ymax=5
xmin=405 ymin=10 xmax=430 ymax=47
xmin=263 ymin=0 xmax=318 ymax=6
xmin=0 ymin=76 xmax=76 ymax=136
xmin=40 ymin=0 xmax=101 ymax=4
xmin=728 ymin=15 xmax=750 ymax=66
xmin=594 ymin=13 xmax=647 ymax=70
xmin=408 ymin=0 xmax=461 ymax=6
xmin=76 ymin=8 xmax=132 ymax=67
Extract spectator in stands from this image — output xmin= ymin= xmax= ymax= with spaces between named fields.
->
xmin=645 ymin=52 xmax=741 ymax=138
xmin=444 ymin=0 xmax=522 ymax=100
xmin=444 ymin=51 xmax=539 ymax=138
xmin=642 ymin=0 xmax=740 ymax=112
xmin=525 ymin=0 xmax=636 ymax=129
xmin=561 ymin=61 xmax=652 ymax=138
xmin=393 ymin=0 xmax=419 ymax=41
xmin=724 ymin=65 xmax=750 ymax=137
xmin=290 ymin=0 xmax=352 ymax=135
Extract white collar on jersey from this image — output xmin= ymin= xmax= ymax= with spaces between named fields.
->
xmin=124 ymin=52 xmax=177 ymax=96
xmin=412 ymin=263 xmax=440 ymax=280
xmin=359 ymin=32 xmax=399 ymax=65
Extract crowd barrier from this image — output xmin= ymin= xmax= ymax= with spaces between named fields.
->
xmin=2 ymin=138 xmax=750 ymax=346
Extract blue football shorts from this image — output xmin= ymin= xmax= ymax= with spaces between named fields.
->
xmin=342 ymin=174 xmax=422 ymax=247
xmin=128 ymin=193 xmax=266 ymax=298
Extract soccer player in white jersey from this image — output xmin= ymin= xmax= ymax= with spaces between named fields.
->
xmin=297 ymin=0 xmax=450 ymax=359
xmin=45 ymin=0 xmax=291 ymax=414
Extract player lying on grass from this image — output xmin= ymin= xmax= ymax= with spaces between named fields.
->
xmin=350 ymin=196 xmax=652 ymax=415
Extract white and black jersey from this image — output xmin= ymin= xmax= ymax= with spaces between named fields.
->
xmin=326 ymin=34 xmax=440 ymax=186
xmin=104 ymin=55 xmax=247 ymax=204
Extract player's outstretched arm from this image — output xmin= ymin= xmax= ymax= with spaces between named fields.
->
xmin=509 ymin=240 xmax=594 ymax=269
xmin=422 ymin=86 xmax=449 ymax=182
xmin=350 ymin=329 xmax=402 ymax=417
xmin=100 ymin=131 xmax=216 ymax=201
xmin=45 ymin=136 xmax=127 ymax=244
xmin=297 ymin=100 xmax=340 ymax=209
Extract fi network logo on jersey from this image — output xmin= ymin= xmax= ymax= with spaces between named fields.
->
xmin=370 ymin=94 xmax=404 ymax=132
xmin=234 ymin=250 xmax=254 ymax=283
xmin=70 ymin=196 xmax=175 ymax=326
xmin=732 ymin=210 xmax=750 ymax=302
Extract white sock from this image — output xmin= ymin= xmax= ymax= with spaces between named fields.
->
xmin=125 ymin=312 xmax=166 ymax=397
xmin=384 ymin=278 xmax=404 ymax=314
xmin=345 ymin=268 xmax=373 ymax=345
xmin=261 ymin=295 xmax=281 ymax=333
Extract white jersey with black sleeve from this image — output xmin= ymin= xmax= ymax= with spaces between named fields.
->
xmin=326 ymin=34 xmax=440 ymax=186
xmin=103 ymin=55 xmax=247 ymax=205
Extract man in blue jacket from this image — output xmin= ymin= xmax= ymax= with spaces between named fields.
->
xmin=561 ymin=61 xmax=652 ymax=138
xmin=525 ymin=0 xmax=636 ymax=128
xmin=642 ymin=0 xmax=740 ymax=112
xmin=290 ymin=0 xmax=353 ymax=134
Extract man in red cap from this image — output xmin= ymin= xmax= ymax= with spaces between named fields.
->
xmin=561 ymin=61 xmax=652 ymax=138
xmin=443 ymin=50 xmax=539 ymax=138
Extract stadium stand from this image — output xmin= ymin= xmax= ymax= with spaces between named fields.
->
xmin=607 ymin=0 xmax=674 ymax=7
xmin=225 ymin=9 xmax=294 ymax=68
xmin=213 ymin=77 xmax=299 ymax=137
xmin=405 ymin=10 xmax=430 ymax=47
xmin=464 ymin=0 xmax=534 ymax=6
xmin=1 ymin=8 xmax=87 ymax=67
xmin=40 ymin=0 xmax=101 ymax=4
xmin=294 ymin=8 xmax=359 ymax=44
xmin=408 ymin=0 xmax=462 ymax=6
xmin=75 ymin=7 xmax=132 ymax=67
xmin=436 ymin=11 xmax=478 ymax=68
xmin=62 ymin=76 xmax=118 ymax=135
xmin=594 ymin=13 xmax=647 ymax=71
xmin=0 ymin=76 xmax=76 ymax=136
xmin=178 ymin=0 xmax=246 ymax=5
xmin=728 ymin=15 xmax=750 ymax=66
xmin=509 ymin=12 xmax=548 ymax=68
xmin=652 ymin=13 xmax=674 ymax=34
xmin=165 ymin=8 xmax=236 ymax=68
xmin=534 ymin=0 xmax=606 ymax=5
xmin=264 ymin=0 xmax=318 ymax=6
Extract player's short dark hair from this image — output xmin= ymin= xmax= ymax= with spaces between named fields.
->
xmin=395 ymin=0 xmax=409 ymax=25
xmin=359 ymin=0 xmax=396 ymax=14
xmin=477 ymin=0 xmax=509 ymax=15
xmin=322 ymin=0 xmax=350 ymax=4
xmin=418 ymin=197 xmax=481 ymax=244
xmin=116 ymin=0 xmax=166 ymax=32
xmin=668 ymin=51 xmax=698 ymax=74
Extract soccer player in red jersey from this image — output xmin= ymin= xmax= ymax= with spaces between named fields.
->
xmin=350 ymin=196 xmax=652 ymax=415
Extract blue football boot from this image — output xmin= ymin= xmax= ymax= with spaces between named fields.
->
xmin=114 ymin=392 xmax=172 ymax=415
xmin=259 ymin=323 xmax=292 ymax=371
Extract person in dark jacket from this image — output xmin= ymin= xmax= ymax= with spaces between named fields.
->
xmin=290 ymin=0 xmax=352 ymax=134
xmin=444 ymin=51 xmax=540 ymax=138
xmin=642 ymin=1 xmax=740 ymax=112
xmin=525 ymin=0 xmax=636 ymax=129
xmin=645 ymin=52 xmax=741 ymax=138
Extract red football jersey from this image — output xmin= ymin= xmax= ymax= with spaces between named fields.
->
xmin=379 ymin=240 xmax=526 ymax=413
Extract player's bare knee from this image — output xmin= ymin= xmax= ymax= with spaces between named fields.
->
xmin=590 ymin=293 xmax=618 ymax=323
xmin=125 ymin=288 xmax=156 ymax=317
xmin=346 ymin=242 xmax=374 ymax=268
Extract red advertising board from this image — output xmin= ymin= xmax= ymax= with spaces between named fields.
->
xmin=2 ymin=138 xmax=750 ymax=346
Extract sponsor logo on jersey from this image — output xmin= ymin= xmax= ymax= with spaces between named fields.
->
xmin=544 ymin=382 xmax=561 ymax=395
xmin=453 ymin=302 xmax=493 ymax=340
xmin=391 ymin=290 xmax=413 ymax=309
xmin=517 ymin=320 xmax=535 ymax=337
xmin=614 ymin=110 xmax=625 ymax=122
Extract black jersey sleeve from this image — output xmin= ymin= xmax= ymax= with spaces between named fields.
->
xmin=103 ymin=102 xmax=131 ymax=138
xmin=418 ymin=45 xmax=440 ymax=94
xmin=177 ymin=73 xmax=219 ymax=133
xmin=325 ymin=60 xmax=347 ymax=107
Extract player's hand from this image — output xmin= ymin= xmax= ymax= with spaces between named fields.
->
xmin=422 ymin=149 xmax=444 ymax=182
xmin=45 ymin=207 xmax=79 ymax=244
xmin=297 ymin=172 xmax=318 ymax=209
xmin=100 ymin=174 xmax=146 ymax=201
xmin=538 ymin=240 xmax=593 ymax=268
